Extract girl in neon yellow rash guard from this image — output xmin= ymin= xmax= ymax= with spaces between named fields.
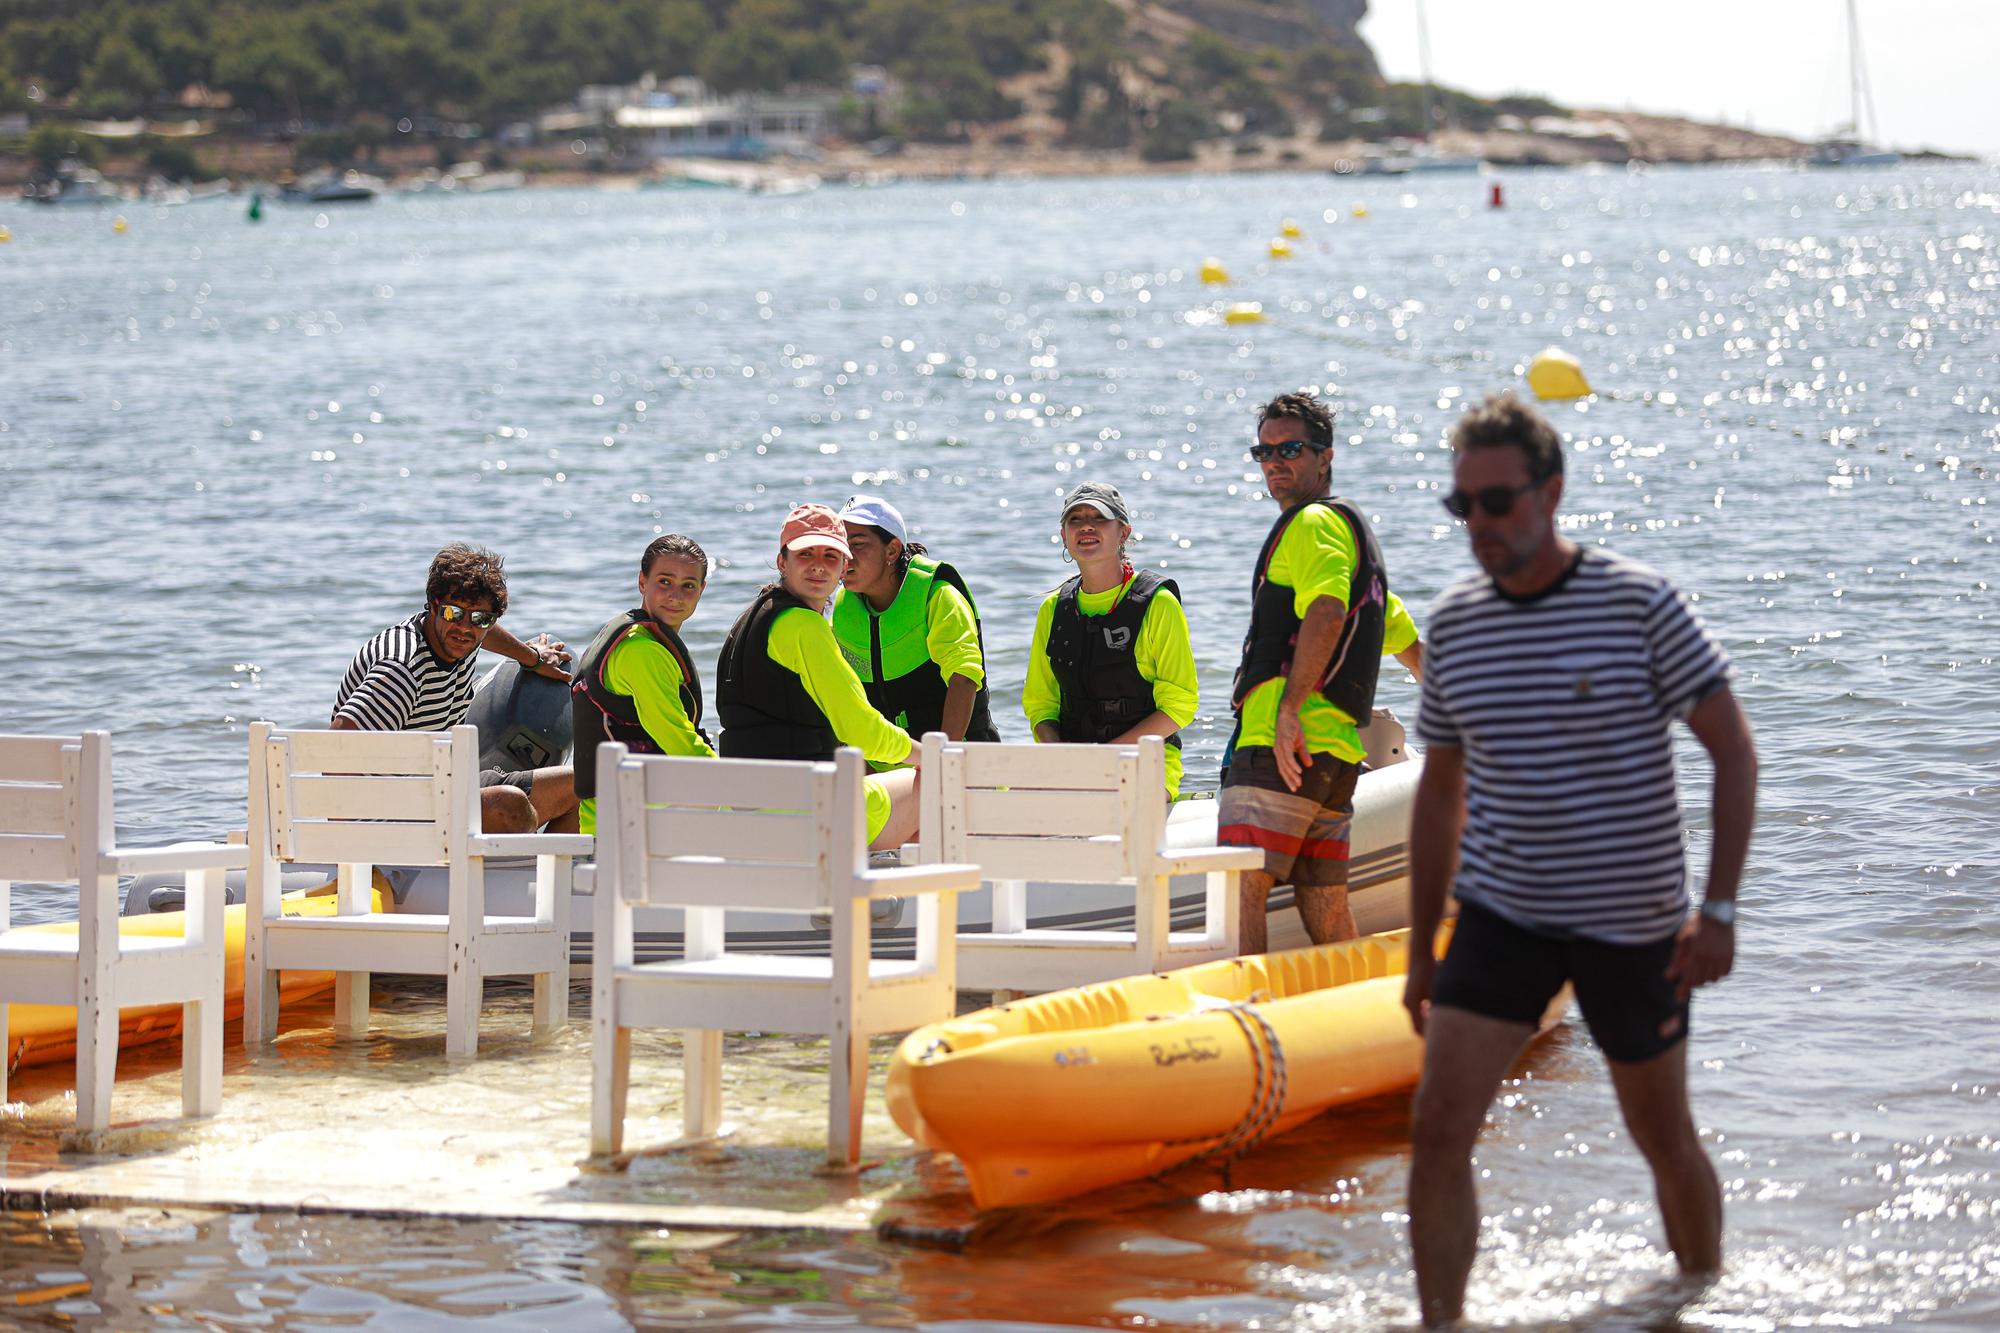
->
xmin=714 ymin=503 xmax=919 ymax=849
xmin=1023 ymin=481 xmax=1198 ymax=799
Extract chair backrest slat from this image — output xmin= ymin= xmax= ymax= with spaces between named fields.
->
xmin=643 ymin=857 xmax=826 ymax=912
xmin=641 ymin=754 xmax=820 ymax=811
xmin=284 ymin=728 xmax=441 ymax=776
xmin=962 ymin=834 xmax=1129 ymax=885
xmin=0 ymin=779 xmax=71 ymax=835
xmin=955 ymin=742 xmax=1126 ymax=790
xmin=960 ymin=788 xmax=1123 ymax=839
xmin=0 ymin=735 xmax=73 ymax=785
xmin=645 ymin=806 xmax=821 ymax=864
xmin=284 ymin=819 xmax=449 ymax=867
xmin=0 ymin=832 xmax=76 ymax=880
xmin=288 ymin=773 xmax=440 ymax=822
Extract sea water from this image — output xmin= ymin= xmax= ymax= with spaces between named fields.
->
xmin=1 ymin=163 xmax=1996 ymax=1328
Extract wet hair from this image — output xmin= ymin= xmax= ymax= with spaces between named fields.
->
xmin=641 ymin=533 xmax=709 ymax=581
xmin=426 ymin=542 xmax=507 ymax=614
xmin=1449 ymin=392 xmax=1565 ymax=481
xmin=1256 ymin=391 xmax=1335 ymax=447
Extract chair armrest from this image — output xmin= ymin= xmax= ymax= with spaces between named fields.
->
xmin=1156 ymin=845 xmax=1265 ymax=878
xmin=856 ymin=861 xmax=981 ymax=901
xmin=573 ymin=863 xmax=596 ymax=896
xmin=469 ymin=833 xmax=596 ymax=858
xmin=109 ymin=841 xmax=252 ymax=875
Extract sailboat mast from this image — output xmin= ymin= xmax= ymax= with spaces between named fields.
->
xmin=1416 ymin=0 xmax=1437 ymax=138
xmin=1847 ymin=0 xmax=1863 ymax=138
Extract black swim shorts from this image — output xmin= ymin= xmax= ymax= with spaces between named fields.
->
xmin=478 ymin=766 xmax=537 ymax=795
xmin=1433 ymin=900 xmax=1691 ymax=1063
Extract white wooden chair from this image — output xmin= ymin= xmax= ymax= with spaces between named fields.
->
xmin=918 ymin=733 xmax=1264 ymax=995
xmin=588 ymin=743 xmax=978 ymax=1166
xmin=0 ymin=731 xmax=244 ymax=1131
xmin=244 ymin=723 xmax=591 ymax=1056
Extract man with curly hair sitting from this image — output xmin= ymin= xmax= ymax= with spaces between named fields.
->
xmin=331 ymin=542 xmax=579 ymax=834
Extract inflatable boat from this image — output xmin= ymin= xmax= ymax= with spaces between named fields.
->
xmin=887 ymin=926 xmax=1472 ymax=1210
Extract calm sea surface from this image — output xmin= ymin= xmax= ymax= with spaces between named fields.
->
xmin=2 ymin=163 xmax=1996 ymax=1327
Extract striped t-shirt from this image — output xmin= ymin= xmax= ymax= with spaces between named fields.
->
xmin=1416 ymin=547 xmax=1733 ymax=944
xmin=332 ymin=612 xmax=478 ymax=732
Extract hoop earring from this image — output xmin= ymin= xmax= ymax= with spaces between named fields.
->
xmin=1061 ymin=550 xmax=1074 ymax=564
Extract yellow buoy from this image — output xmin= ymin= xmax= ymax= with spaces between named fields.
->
xmin=113 ymin=215 xmax=128 ymax=234
xmin=1198 ymin=257 xmax=1230 ymax=285
xmin=1527 ymin=347 xmax=1594 ymax=400
xmin=1280 ymin=218 xmax=1303 ymax=238
xmin=1223 ymin=302 xmax=1265 ymax=325
xmin=1268 ymin=239 xmax=1293 ymax=260
xmin=0 ymin=225 xmax=10 ymax=243
xmin=1351 ymin=204 xmax=1369 ymax=220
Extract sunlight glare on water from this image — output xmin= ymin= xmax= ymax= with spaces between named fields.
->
xmin=1 ymin=161 xmax=1997 ymax=1327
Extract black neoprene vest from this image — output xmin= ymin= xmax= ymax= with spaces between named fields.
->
xmin=570 ymin=608 xmax=707 ymax=801
xmin=1231 ymin=496 xmax=1388 ymax=722
xmin=1046 ymin=569 xmax=1182 ymax=751
xmin=715 ymin=585 xmax=839 ymax=761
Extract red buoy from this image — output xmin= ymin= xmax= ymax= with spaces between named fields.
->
xmin=1489 ymin=182 xmax=1505 ymax=209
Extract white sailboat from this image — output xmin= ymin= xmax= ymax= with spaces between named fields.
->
xmin=1808 ymin=0 xmax=1900 ymax=167
xmin=1398 ymin=0 xmax=1485 ymax=173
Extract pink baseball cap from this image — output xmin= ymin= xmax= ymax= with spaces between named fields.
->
xmin=779 ymin=503 xmax=851 ymax=557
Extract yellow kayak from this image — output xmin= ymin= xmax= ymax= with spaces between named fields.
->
xmin=888 ymin=927 xmax=1456 ymax=1210
xmin=4 ymin=880 xmax=385 ymax=1074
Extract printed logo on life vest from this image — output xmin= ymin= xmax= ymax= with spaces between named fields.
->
xmin=1053 ymin=1046 xmax=1094 ymax=1068
xmin=1149 ymin=1036 xmax=1223 ymax=1068
xmin=1102 ymin=626 xmax=1133 ymax=651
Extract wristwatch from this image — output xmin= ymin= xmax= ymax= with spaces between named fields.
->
xmin=1697 ymin=899 xmax=1737 ymax=926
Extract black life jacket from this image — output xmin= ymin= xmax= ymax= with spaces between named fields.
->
xmin=715 ymin=585 xmax=839 ymax=761
xmin=1231 ymin=496 xmax=1388 ymax=722
xmin=832 ymin=556 xmax=1001 ymax=744
xmin=570 ymin=608 xmax=707 ymax=801
xmin=1046 ymin=569 xmax=1182 ymax=751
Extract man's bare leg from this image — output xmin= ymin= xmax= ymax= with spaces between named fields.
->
xmin=1294 ymin=879 xmax=1357 ymax=944
xmin=1408 ymin=1004 xmax=1537 ymax=1328
xmin=1238 ymin=868 xmax=1275 ymax=954
xmin=480 ymin=785 xmax=536 ymax=833
xmin=526 ymin=766 xmax=578 ymax=834
xmin=1607 ymin=1040 xmax=1723 ymax=1274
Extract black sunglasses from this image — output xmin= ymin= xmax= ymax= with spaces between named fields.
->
xmin=433 ymin=600 xmax=499 ymax=629
xmin=1441 ymin=479 xmax=1544 ymax=520
xmin=1248 ymin=440 xmax=1327 ymax=463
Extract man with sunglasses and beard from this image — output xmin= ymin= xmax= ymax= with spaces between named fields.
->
xmin=1221 ymin=391 xmax=1425 ymax=954
xmin=1402 ymin=393 xmax=1757 ymax=1327
xmin=332 ymin=542 xmax=580 ymax=834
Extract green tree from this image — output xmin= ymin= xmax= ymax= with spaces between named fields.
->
xmin=82 ymin=30 xmax=166 ymax=113
xmin=26 ymin=121 xmax=102 ymax=174
xmin=1141 ymin=97 xmax=1214 ymax=161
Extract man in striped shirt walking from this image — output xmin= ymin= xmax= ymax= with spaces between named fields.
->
xmin=333 ymin=543 xmax=579 ymax=834
xmin=1403 ymin=394 xmax=1758 ymax=1326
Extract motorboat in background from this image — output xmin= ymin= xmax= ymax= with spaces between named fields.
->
xmin=278 ymin=170 xmax=382 ymax=203
xmin=22 ymin=163 xmax=123 ymax=205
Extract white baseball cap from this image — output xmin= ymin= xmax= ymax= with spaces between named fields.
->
xmin=839 ymin=494 xmax=908 ymax=544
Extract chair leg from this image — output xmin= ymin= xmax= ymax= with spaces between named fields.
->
xmin=591 ymin=1023 xmax=630 ymax=1156
xmin=75 ymin=991 xmax=118 ymax=1133
xmin=682 ymin=1029 xmax=722 ymax=1140
xmin=333 ymin=971 xmax=369 ymax=1040
xmin=181 ymin=991 xmax=221 ymax=1118
xmin=445 ymin=962 xmax=481 ymax=1058
xmin=828 ymin=1027 xmax=868 ymax=1169
xmin=247 ymin=965 xmax=281 ymax=1048
xmin=531 ymin=964 xmax=565 ymax=1039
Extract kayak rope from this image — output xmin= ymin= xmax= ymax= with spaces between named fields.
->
xmin=1153 ymin=997 xmax=1289 ymax=1188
